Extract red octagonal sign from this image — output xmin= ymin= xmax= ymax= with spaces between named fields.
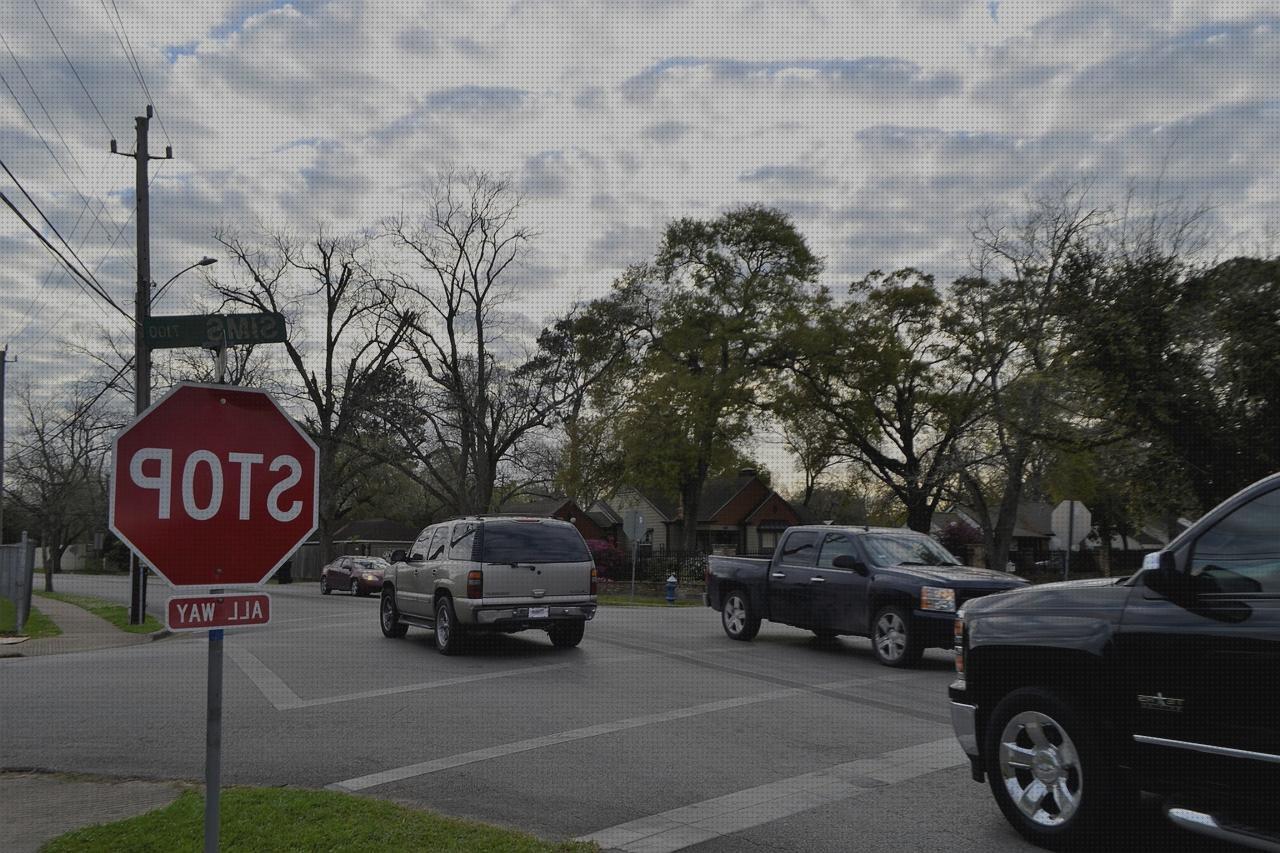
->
xmin=109 ymin=383 xmax=318 ymax=588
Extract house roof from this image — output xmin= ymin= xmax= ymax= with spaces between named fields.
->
xmin=940 ymin=502 xmax=1054 ymax=539
xmin=697 ymin=474 xmax=756 ymax=522
xmin=331 ymin=518 xmax=419 ymax=542
xmin=618 ymin=486 xmax=677 ymax=521
xmin=497 ymin=497 xmax=573 ymax=518
xmin=586 ymin=499 xmax=622 ymax=524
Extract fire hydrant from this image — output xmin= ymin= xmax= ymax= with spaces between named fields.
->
xmin=666 ymin=574 xmax=678 ymax=605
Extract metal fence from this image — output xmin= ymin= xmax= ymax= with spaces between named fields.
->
xmin=1 ymin=533 xmax=36 ymax=634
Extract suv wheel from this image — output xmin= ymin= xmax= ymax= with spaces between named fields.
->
xmin=434 ymin=597 xmax=463 ymax=656
xmin=984 ymin=688 xmax=1131 ymax=850
xmin=720 ymin=589 xmax=760 ymax=641
xmin=380 ymin=590 xmax=407 ymax=638
xmin=548 ymin=620 xmax=585 ymax=648
xmin=871 ymin=605 xmax=923 ymax=667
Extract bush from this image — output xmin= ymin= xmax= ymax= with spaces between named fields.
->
xmin=585 ymin=539 xmax=626 ymax=578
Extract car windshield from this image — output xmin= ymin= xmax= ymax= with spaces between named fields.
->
xmin=354 ymin=559 xmax=387 ymax=570
xmin=481 ymin=521 xmax=591 ymax=564
xmin=862 ymin=534 xmax=962 ymax=567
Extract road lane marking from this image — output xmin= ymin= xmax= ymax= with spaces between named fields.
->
xmin=329 ymin=678 xmax=870 ymax=792
xmin=576 ymin=735 xmax=964 ymax=852
xmin=226 ymin=644 xmax=638 ymax=710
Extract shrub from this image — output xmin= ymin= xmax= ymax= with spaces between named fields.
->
xmin=585 ymin=539 xmax=626 ymax=578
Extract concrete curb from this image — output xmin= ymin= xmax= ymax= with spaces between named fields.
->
xmin=148 ymin=628 xmax=172 ymax=641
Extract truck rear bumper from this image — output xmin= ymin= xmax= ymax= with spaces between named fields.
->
xmin=470 ymin=603 xmax=596 ymax=627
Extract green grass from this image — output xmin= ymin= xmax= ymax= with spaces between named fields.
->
xmin=0 ymin=595 xmax=62 ymax=638
xmin=597 ymin=593 xmax=702 ymax=607
xmin=34 ymin=591 xmax=161 ymax=634
xmin=41 ymin=787 xmax=598 ymax=853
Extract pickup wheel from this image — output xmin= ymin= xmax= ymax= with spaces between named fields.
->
xmin=720 ymin=589 xmax=760 ymax=641
xmin=434 ymin=596 xmax=464 ymax=655
xmin=379 ymin=590 xmax=408 ymax=638
xmin=548 ymin=620 xmax=585 ymax=648
xmin=871 ymin=605 xmax=923 ymax=667
xmin=984 ymin=688 xmax=1131 ymax=850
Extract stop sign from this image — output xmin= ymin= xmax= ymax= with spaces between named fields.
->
xmin=109 ymin=383 xmax=318 ymax=588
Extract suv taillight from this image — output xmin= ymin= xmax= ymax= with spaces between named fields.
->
xmin=590 ymin=566 xmax=598 ymax=595
xmin=467 ymin=570 xmax=483 ymax=599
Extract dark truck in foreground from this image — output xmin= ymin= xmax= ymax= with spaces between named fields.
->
xmin=705 ymin=525 xmax=1028 ymax=667
xmin=952 ymin=473 xmax=1280 ymax=851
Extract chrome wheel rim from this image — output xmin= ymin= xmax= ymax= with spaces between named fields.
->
xmin=380 ymin=596 xmax=393 ymax=631
xmin=723 ymin=596 xmax=746 ymax=634
xmin=436 ymin=604 xmax=450 ymax=647
xmin=875 ymin=612 xmax=906 ymax=660
xmin=998 ymin=710 xmax=1083 ymax=827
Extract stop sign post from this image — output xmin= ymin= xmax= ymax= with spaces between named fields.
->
xmin=109 ymin=381 xmax=317 ymax=853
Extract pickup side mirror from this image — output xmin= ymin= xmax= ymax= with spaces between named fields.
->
xmin=831 ymin=554 xmax=869 ymax=575
xmin=1143 ymin=551 xmax=1188 ymax=596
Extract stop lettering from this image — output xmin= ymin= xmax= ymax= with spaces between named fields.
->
xmin=109 ymin=383 xmax=318 ymax=588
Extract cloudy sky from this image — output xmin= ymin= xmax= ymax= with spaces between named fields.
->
xmin=2 ymin=0 xmax=1278 ymax=480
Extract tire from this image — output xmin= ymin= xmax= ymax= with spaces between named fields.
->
xmin=320 ymin=575 xmax=330 ymax=595
xmin=379 ymin=590 xmax=407 ymax=638
xmin=871 ymin=605 xmax=923 ymax=667
xmin=720 ymin=589 xmax=760 ymax=641
xmin=351 ymin=580 xmax=364 ymax=596
xmin=434 ymin=596 xmax=464 ymax=656
xmin=548 ymin=620 xmax=585 ymax=648
xmin=983 ymin=688 xmax=1131 ymax=850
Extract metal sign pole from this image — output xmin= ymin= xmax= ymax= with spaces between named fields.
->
xmin=204 ymin=625 xmax=223 ymax=853
xmin=1063 ymin=502 xmax=1075 ymax=582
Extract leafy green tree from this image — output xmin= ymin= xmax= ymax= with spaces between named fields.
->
xmin=788 ymin=268 xmax=984 ymax=533
xmin=612 ymin=206 xmax=820 ymax=549
xmin=1062 ymin=254 xmax=1280 ymax=511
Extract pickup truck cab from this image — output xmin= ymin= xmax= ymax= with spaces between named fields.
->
xmin=951 ymin=473 xmax=1280 ymax=850
xmin=705 ymin=525 xmax=1028 ymax=667
xmin=380 ymin=516 xmax=598 ymax=655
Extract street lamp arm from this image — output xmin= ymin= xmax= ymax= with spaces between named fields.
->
xmin=150 ymin=256 xmax=218 ymax=308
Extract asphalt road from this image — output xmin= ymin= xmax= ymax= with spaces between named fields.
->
xmin=2 ymin=574 xmax=1229 ymax=852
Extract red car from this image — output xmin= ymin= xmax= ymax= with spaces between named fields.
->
xmin=320 ymin=556 xmax=389 ymax=596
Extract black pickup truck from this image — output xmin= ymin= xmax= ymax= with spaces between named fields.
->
xmin=705 ymin=525 xmax=1028 ymax=667
xmin=951 ymin=473 xmax=1280 ymax=851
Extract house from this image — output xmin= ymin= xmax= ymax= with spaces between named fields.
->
xmin=495 ymin=497 xmax=609 ymax=542
xmin=928 ymin=503 xmax=1054 ymax=569
xmin=610 ymin=469 xmax=804 ymax=555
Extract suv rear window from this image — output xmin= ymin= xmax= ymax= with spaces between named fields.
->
xmin=481 ymin=521 xmax=591 ymax=564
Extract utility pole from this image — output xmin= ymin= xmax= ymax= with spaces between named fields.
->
xmin=112 ymin=107 xmax=171 ymax=624
xmin=0 ymin=347 xmax=10 ymax=545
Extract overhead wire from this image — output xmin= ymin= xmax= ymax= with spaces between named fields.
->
xmin=0 ymin=28 xmax=84 ymax=174
xmin=98 ymin=0 xmax=171 ymax=146
xmin=0 ymin=156 xmax=107 ymax=292
xmin=30 ymin=0 xmax=116 ymax=139
xmin=0 ymin=189 xmax=132 ymax=321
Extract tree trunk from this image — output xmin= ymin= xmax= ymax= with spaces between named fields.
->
xmin=903 ymin=490 xmax=933 ymax=534
xmin=679 ymin=472 xmax=706 ymax=552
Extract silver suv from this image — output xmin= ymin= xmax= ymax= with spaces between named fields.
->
xmin=379 ymin=517 xmax=598 ymax=654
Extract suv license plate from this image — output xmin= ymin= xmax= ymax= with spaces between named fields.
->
xmin=529 ymin=607 xmax=549 ymax=619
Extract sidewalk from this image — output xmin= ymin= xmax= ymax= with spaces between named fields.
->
xmin=0 ymin=771 xmax=182 ymax=853
xmin=0 ymin=596 xmax=165 ymax=658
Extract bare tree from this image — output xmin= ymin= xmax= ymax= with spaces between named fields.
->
xmin=4 ymin=385 xmax=114 ymax=590
xmin=951 ymin=187 xmax=1108 ymax=568
xmin=379 ymin=171 xmax=565 ymax=515
xmin=209 ymin=228 xmax=412 ymax=560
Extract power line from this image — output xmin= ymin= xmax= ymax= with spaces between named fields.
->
xmin=30 ymin=0 xmax=116 ymax=138
xmin=0 ymin=157 xmax=106 ymax=292
xmin=0 ymin=64 xmax=124 ymax=246
xmin=0 ymin=28 xmax=84 ymax=175
xmin=0 ymin=189 xmax=131 ymax=322
xmin=98 ymin=0 xmax=171 ymax=146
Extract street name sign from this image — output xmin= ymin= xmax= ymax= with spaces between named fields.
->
xmin=167 ymin=593 xmax=271 ymax=632
xmin=109 ymin=382 xmax=318 ymax=588
xmin=144 ymin=312 xmax=287 ymax=350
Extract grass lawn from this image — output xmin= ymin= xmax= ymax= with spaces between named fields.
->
xmin=34 ymin=591 xmax=161 ymax=634
xmin=0 ymin=595 xmax=62 ymax=638
xmin=41 ymin=787 xmax=598 ymax=853
xmin=597 ymin=593 xmax=701 ymax=607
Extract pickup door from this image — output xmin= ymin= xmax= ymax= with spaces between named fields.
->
xmin=810 ymin=531 xmax=871 ymax=633
xmin=769 ymin=529 xmax=822 ymax=626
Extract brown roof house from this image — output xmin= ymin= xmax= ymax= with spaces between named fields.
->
xmin=496 ymin=497 xmax=609 ymax=542
xmin=610 ymin=469 xmax=803 ymax=555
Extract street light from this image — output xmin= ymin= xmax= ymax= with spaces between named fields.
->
xmin=150 ymin=256 xmax=217 ymax=308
